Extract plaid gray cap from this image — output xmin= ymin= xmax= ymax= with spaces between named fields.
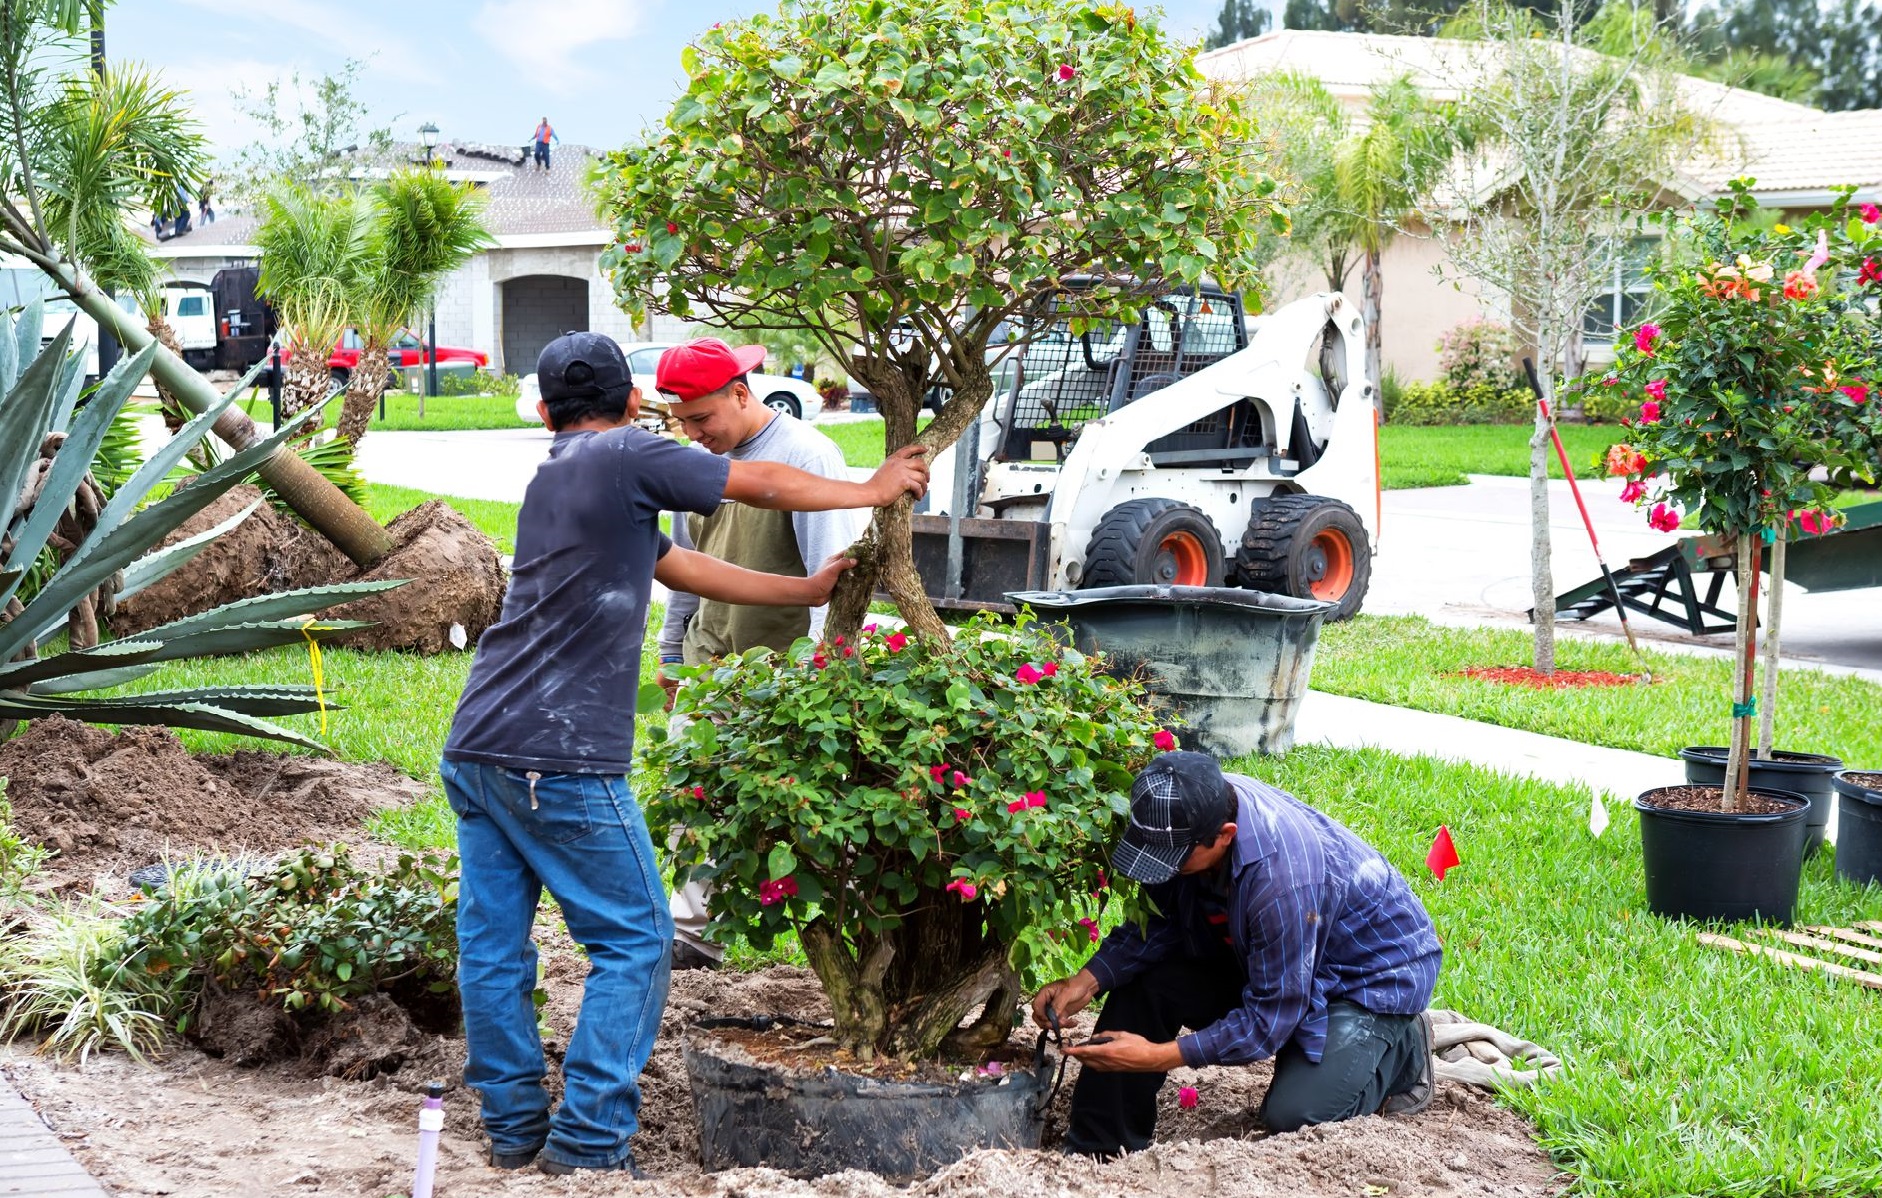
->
xmin=1111 ymin=752 xmax=1230 ymax=884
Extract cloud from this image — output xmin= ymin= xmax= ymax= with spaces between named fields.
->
xmin=472 ymin=0 xmax=646 ymax=93
xmin=166 ymin=0 xmax=442 ymax=86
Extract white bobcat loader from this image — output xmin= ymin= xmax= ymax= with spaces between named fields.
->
xmin=911 ymin=282 xmax=1380 ymax=619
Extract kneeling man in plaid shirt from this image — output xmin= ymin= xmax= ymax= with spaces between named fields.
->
xmin=1033 ymin=751 xmax=1443 ymax=1156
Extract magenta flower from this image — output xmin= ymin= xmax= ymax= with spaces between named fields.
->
xmin=1648 ymin=503 xmax=1681 ymax=533
xmin=931 ymin=763 xmax=949 ymax=784
xmin=1025 ymin=790 xmax=1047 ymax=809
xmin=1639 ymin=400 xmax=1661 ymax=424
xmin=953 ymin=806 xmax=971 ymax=824
xmin=758 ymin=876 xmax=799 ymax=906
xmin=1618 ymin=480 xmax=1646 ymax=504
xmin=1178 ymin=1086 xmax=1200 ymax=1109
xmin=1153 ymin=729 xmax=1177 ymax=751
xmin=1015 ymin=664 xmax=1043 ymax=685
xmin=1041 ymin=662 xmax=1059 ymax=677
xmin=947 ymin=878 xmax=978 ymax=901
xmin=1057 ymin=64 xmax=1075 ymax=81
xmin=811 ymin=652 xmax=828 ymax=669
xmin=864 ymin=623 xmax=879 ymax=633
xmin=1078 ymin=917 xmax=1100 ymax=943
xmin=1797 ymin=509 xmax=1834 ymax=536
xmin=886 ymin=631 xmax=909 ymax=653
xmin=691 ymin=785 xmax=706 ymax=800
xmin=952 ymin=769 xmax=971 ymax=788
xmin=1839 ymin=383 xmax=1869 ymax=405
xmin=1634 ymin=323 xmax=1661 ymax=355
xmin=1863 ymin=203 xmax=1882 ymax=224
xmin=1006 ymin=798 xmax=1026 ymax=813
xmin=1645 ymin=379 xmax=1667 ymax=403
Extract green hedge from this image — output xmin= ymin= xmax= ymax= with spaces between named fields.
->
xmin=1383 ymin=381 xmax=1533 ymax=425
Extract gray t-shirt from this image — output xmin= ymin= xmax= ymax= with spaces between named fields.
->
xmin=444 ymin=425 xmax=730 ymax=775
xmin=657 ymin=411 xmax=861 ymax=657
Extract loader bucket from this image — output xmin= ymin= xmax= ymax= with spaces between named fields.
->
xmin=1009 ymin=585 xmax=1333 ymax=758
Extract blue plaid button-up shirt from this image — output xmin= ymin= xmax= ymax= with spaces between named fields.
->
xmin=1087 ymin=774 xmax=1442 ymax=1068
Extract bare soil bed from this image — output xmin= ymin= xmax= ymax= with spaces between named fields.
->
xmin=6 ymin=944 xmax=1566 ymax=1198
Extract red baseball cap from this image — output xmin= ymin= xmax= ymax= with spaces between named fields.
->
xmin=654 ymin=338 xmax=767 ymax=403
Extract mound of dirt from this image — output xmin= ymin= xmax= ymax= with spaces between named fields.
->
xmin=0 ymin=716 xmax=427 ymax=891
xmin=111 ymin=487 xmax=506 ymax=655
xmin=4 ymin=945 xmax=1565 ymax=1198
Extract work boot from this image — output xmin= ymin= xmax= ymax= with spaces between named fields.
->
xmin=1379 ymin=1010 xmax=1435 ymax=1118
xmin=487 ymin=1146 xmax=539 ymax=1170
xmin=539 ymin=1153 xmax=646 ymax=1179
xmin=672 ymin=939 xmax=721 ymax=971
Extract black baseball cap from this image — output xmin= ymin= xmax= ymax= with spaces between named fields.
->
xmin=1111 ymin=752 xmax=1233 ymax=884
xmin=537 ymin=332 xmax=631 ymax=402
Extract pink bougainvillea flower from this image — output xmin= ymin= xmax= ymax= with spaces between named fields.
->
xmin=863 ymin=623 xmax=879 ymax=633
xmin=1153 ymin=729 xmax=1177 ymax=751
xmin=953 ymin=806 xmax=972 ymax=824
xmin=1648 ymin=503 xmax=1681 ymax=533
xmin=1006 ymin=798 xmax=1026 ymax=813
xmin=976 ymin=1061 xmax=1004 ymax=1078
xmin=947 ymin=878 xmax=979 ymax=901
xmin=1057 ymin=64 xmax=1075 ymax=81
xmin=1025 ymin=790 xmax=1047 ymax=809
xmin=666 ymin=221 xmax=679 ymax=235
xmin=952 ymin=769 xmax=971 ymax=788
xmin=692 ymin=785 xmax=706 ymax=800
xmin=1839 ymin=383 xmax=1869 ymax=405
xmin=812 ymin=652 xmax=828 ymax=669
xmin=758 ymin=877 xmax=799 ymax=906
xmin=1015 ymin=664 xmax=1043 ymax=685
xmin=843 ymin=646 xmax=855 ymax=658
xmin=1618 ymin=480 xmax=1646 ymax=504
xmin=931 ymin=763 xmax=949 ymax=784
xmin=1645 ymin=379 xmax=1667 ymax=403
xmin=1782 ymin=270 xmax=1819 ymax=301
xmin=1078 ymin=917 xmax=1101 ymax=943
xmin=1178 ymin=1086 xmax=1200 ymax=1109
xmin=1601 ymin=374 xmax=1619 ymax=387
xmin=1862 ymin=258 xmax=1882 ymax=287
xmin=1639 ymin=400 xmax=1661 ymax=424
xmin=1633 ymin=323 xmax=1661 ymax=354
xmin=1041 ymin=662 xmax=1059 ymax=677
xmin=885 ymin=631 xmax=909 ymax=653
xmin=1863 ymin=203 xmax=1882 ymax=224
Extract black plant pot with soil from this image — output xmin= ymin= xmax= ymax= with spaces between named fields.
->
xmin=684 ymin=1016 xmax=1050 ymax=1180
xmin=1831 ymin=770 xmax=1882 ymax=888
xmin=1635 ymin=785 xmax=1809 ymax=925
xmin=1679 ymin=746 xmax=1842 ymax=859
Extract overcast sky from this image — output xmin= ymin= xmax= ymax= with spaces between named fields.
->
xmin=113 ymin=0 xmax=1272 ymax=163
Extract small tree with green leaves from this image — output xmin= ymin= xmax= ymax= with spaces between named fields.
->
xmin=601 ymin=0 xmax=1281 ymax=642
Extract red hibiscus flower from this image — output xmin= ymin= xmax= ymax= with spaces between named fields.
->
xmin=1861 ymin=258 xmax=1882 ymax=287
xmin=1633 ymin=323 xmax=1660 ymax=354
xmin=1153 ymin=729 xmax=1177 ymax=751
xmin=886 ymin=631 xmax=909 ymax=653
xmin=1057 ymin=64 xmax=1075 ymax=81
xmin=1839 ymin=383 xmax=1869 ymax=405
xmin=1782 ymin=270 xmax=1818 ymax=301
xmin=1639 ymin=400 xmax=1661 ymax=424
xmin=1648 ymin=503 xmax=1681 ymax=533
xmin=1645 ymin=379 xmax=1666 ymax=403
xmin=1862 ymin=203 xmax=1881 ymax=224
xmin=1618 ymin=480 xmax=1646 ymax=504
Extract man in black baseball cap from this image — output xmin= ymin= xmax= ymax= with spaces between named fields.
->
xmin=1032 ymin=751 xmax=1443 ymax=1156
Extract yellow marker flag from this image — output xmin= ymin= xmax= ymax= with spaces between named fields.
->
xmin=300 ymin=618 xmax=329 ymax=736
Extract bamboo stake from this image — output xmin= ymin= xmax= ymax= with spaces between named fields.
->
xmin=1752 ymin=928 xmax=1882 ymax=967
xmin=1697 ymin=932 xmax=1882 ymax=991
xmin=1757 ymin=531 xmax=1786 ymax=759
xmin=1804 ymin=926 xmax=1882 ymax=951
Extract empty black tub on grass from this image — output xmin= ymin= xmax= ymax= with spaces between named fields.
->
xmin=1007 ymin=584 xmax=1334 ymax=757
xmin=1832 ymin=770 xmax=1882 ymax=887
xmin=685 ymin=1018 xmax=1048 ymax=1180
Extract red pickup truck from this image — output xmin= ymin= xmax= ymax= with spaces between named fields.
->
xmin=327 ymin=328 xmax=489 ymax=383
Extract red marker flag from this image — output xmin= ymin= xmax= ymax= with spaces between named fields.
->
xmin=1426 ymin=825 xmax=1460 ymax=882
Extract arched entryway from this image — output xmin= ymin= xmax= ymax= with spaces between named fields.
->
xmin=500 ymin=275 xmax=588 ymax=374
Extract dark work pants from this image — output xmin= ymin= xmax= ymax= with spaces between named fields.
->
xmin=1063 ymin=954 xmax=1428 ymax=1157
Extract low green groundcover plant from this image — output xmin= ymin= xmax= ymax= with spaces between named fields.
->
xmin=121 ymin=844 xmax=457 ymax=1025
xmin=645 ymin=615 xmax=1166 ymax=1060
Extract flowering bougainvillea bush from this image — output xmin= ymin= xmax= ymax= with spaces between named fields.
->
xmin=1591 ymin=180 xmax=1881 ymax=805
xmin=643 ymin=614 xmax=1166 ymax=1060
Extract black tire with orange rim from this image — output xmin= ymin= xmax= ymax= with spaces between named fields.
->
xmin=1080 ymin=499 xmax=1226 ymax=590
xmin=1234 ymin=494 xmax=1372 ymax=621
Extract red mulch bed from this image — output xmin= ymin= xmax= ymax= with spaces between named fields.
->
xmin=1453 ymin=666 xmax=1652 ymax=689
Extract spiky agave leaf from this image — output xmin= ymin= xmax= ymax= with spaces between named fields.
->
xmin=115 ymin=498 xmax=262 ymax=603
xmin=0 ymin=692 xmax=331 ymax=751
xmin=0 ymin=318 xmax=73 ymax=537
xmin=129 ymin=579 xmax=406 ymax=644
xmin=38 ymin=684 xmax=337 ymax=718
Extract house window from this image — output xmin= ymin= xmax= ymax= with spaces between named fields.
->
xmin=1582 ymin=238 xmax=1655 ymax=344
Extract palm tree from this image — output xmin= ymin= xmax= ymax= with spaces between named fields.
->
xmin=254 ymin=183 xmax=373 ymax=427
xmin=336 ymin=168 xmax=493 ymax=445
xmin=1327 ymin=75 xmax=1451 ymax=393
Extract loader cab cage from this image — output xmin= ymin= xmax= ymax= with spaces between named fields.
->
xmin=995 ymin=284 xmax=1250 ymax=463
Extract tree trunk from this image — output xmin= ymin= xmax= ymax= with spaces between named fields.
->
xmin=799 ymin=917 xmax=892 ymax=1059
xmin=337 ymin=337 xmax=390 ymax=445
xmin=52 ymin=262 xmax=393 ymax=567
xmin=1757 ymin=531 xmax=1785 ymax=760
xmin=279 ymin=345 xmax=335 ymax=430
xmin=1529 ymin=389 xmax=1556 ymax=675
xmin=1722 ymin=533 xmax=1759 ymax=813
xmin=145 ymin=317 xmax=190 ymax=433
xmin=1362 ymin=247 xmax=1384 ymax=400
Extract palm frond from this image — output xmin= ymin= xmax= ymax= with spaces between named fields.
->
xmin=255 ymin=183 xmax=373 ymax=352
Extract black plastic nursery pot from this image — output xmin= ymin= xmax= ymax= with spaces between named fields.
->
xmin=685 ymin=1017 xmax=1049 ymax=1180
xmin=1679 ymin=746 xmax=1842 ymax=860
xmin=1831 ymin=770 xmax=1882 ymax=888
xmin=1635 ymin=786 xmax=1809 ymax=925
xmin=1006 ymin=584 xmax=1334 ymax=758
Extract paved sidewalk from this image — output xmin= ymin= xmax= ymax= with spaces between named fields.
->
xmin=0 ymin=1080 xmax=107 ymax=1196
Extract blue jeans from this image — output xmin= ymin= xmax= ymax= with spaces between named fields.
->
xmin=440 ymin=758 xmax=673 ymax=1169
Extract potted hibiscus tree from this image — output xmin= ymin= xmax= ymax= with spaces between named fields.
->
xmin=1600 ymin=181 xmax=1881 ymax=921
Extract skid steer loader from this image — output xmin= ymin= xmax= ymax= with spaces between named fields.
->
xmin=912 ymin=281 xmax=1379 ymax=620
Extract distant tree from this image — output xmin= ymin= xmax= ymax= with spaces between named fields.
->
xmin=226 ymin=59 xmax=394 ymax=201
xmin=1686 ymin=0 xmax=1881 ymax=111
xmin=1206 ymin=0 xmax=1271 ymax=48
xmin=254 ymin=185 xmax=373 ymax=423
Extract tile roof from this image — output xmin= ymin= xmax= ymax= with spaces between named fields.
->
xmin=143 ymin=140 xmax=610 ymax=253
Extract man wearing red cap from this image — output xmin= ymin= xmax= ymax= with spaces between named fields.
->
xmin=652 ymin=337 xmax=862 ymax=970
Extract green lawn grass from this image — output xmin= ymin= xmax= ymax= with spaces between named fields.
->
xmin=1314 ymin=615 xmax=1882 ymax=767
xmin=363 ymin=483 xmax=523 ymax=555
xmin=238 ymin=391 xmax=524 ymax=433
xmin=1238 ymin=745 xmax=1882 ymax=1197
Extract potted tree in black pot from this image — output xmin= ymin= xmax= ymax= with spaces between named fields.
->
xmin=1601 ymin=182 xmax=1880 ymax=922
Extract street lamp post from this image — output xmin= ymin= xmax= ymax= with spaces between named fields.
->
xmin=419 ymin=123 xmax=441 ymax=402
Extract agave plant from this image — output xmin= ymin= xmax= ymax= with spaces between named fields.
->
xmin=0 ymin=305 xmax=402 ymax=750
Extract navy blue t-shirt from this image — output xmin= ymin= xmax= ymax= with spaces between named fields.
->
xmin=443 ymin=425 xmax=730 ymax=775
